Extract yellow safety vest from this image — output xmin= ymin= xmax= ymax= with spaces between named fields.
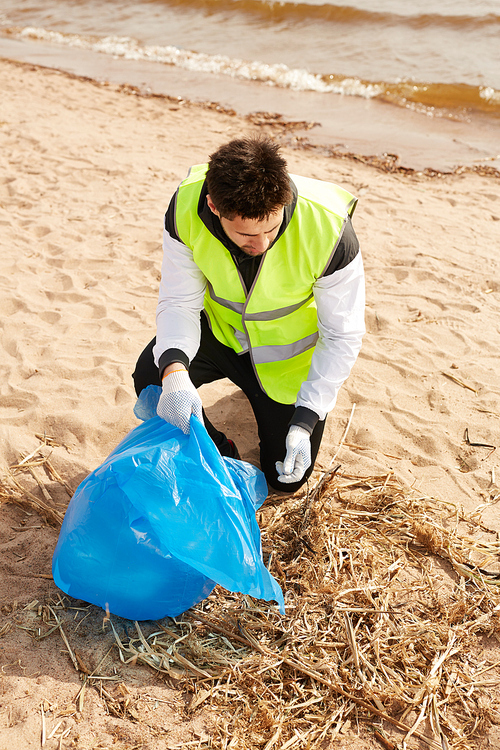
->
xmin=175 ymin=164 xmax=357 ymax=403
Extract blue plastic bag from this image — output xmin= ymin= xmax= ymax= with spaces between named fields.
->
xmin=52 ymin=386 xmax=284 ymax=620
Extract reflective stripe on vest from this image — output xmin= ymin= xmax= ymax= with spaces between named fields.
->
xmin=207 ymin=281 xmax=314 ymax=321
xmin=252 ymin=332 xmax=319 ymax=364
xmin=175 ymin=164 xmax=356 ymax=403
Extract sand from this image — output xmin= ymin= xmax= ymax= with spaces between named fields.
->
xmin=1 ymin=57 xmax=500 ymax=749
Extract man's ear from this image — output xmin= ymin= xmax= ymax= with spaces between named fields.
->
xmin=206 ymin=194 xmax=220 ymax=217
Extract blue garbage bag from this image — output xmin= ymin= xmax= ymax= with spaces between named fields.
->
xmin=52 ymin=386 xmax=285 ymax=620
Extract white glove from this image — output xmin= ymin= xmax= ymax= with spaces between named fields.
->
xmin=276 ymin=425 xmax=311 ymax=484
xmin=157 ymin=369 xmax=203 ymax=434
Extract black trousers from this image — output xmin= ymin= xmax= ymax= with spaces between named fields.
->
xmin=132 ymin=314 xmax=325 ymax=492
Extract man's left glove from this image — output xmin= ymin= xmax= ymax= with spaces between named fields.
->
xmin=276 ymin=425 xmax=311 ymax=484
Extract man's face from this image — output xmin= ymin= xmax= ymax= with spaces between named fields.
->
xmin=207 ymin=195 xmax=283 ymax=256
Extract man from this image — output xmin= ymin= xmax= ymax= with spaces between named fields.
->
xmin=133 ymin=136 xmax=365 ymax=493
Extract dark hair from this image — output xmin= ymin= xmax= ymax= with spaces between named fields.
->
xmin=206 ymin=136 xmax=293 ymax=220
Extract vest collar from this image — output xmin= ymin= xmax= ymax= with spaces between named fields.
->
xmin=196 ymin=177 xmax=298 ymax=264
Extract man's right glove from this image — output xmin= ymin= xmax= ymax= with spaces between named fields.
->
xmin=156 ymin=369 xmax=203 ymax=434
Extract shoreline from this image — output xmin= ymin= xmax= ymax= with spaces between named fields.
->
xmin=2 ymin=34 xmax=500 ymax=175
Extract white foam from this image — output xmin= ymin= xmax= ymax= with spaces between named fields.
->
xmin=480 ymin=86 xmax=500 ymax=104
xmin=15 ymin=26 xmax=383 ymax=99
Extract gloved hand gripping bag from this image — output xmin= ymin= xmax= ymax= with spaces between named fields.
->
xmin=52 ymin=388 xmax=285 ymax=620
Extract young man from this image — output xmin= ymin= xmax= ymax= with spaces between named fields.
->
xmin=133 ymin=136 xmax=365 ymax=492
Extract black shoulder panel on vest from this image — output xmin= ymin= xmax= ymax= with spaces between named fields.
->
xmin=164 ymin=189 xmax=181 ymax=242
xmin=322 ymin=218 xmax=360 ymax=277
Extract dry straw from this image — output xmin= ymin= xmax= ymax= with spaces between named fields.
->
xmin=4 ymin=434 xmax=500 ymax=749
xmin=0 ymin=434 xmax=69 ymax=527
xmin=110 ymin=470 xmax=500 ymax=750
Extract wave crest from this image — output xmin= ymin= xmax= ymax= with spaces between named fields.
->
xmin=5 ymin=26 xmax=500 ymax=120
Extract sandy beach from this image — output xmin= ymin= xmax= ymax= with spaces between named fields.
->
xmin=1 ymin=57 xmax=500 ymax=749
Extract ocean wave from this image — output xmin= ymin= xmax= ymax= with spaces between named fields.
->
xmin=105 ymin=0 xmax=500 ymax=31
xmin=4 ymin=26 xmax=500 ymax=119
xmin=5 ymin=26 xmax=360 ymax=94
xmin=372 ymin=80 xmax=500 ymax=118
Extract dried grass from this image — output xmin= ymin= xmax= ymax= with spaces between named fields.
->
xmin=108 ymin=471 xmax=500 ymax=750
xmin=0 ymin=435 xmax=69 ymax=527
xmin=5 ymin=436 xmax=500 ymax=749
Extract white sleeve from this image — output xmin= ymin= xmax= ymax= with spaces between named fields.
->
xmin=295 ymin=251 xmax=365 ymax=420
xmin=152 ymin=228 xmax=207 ymax=367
